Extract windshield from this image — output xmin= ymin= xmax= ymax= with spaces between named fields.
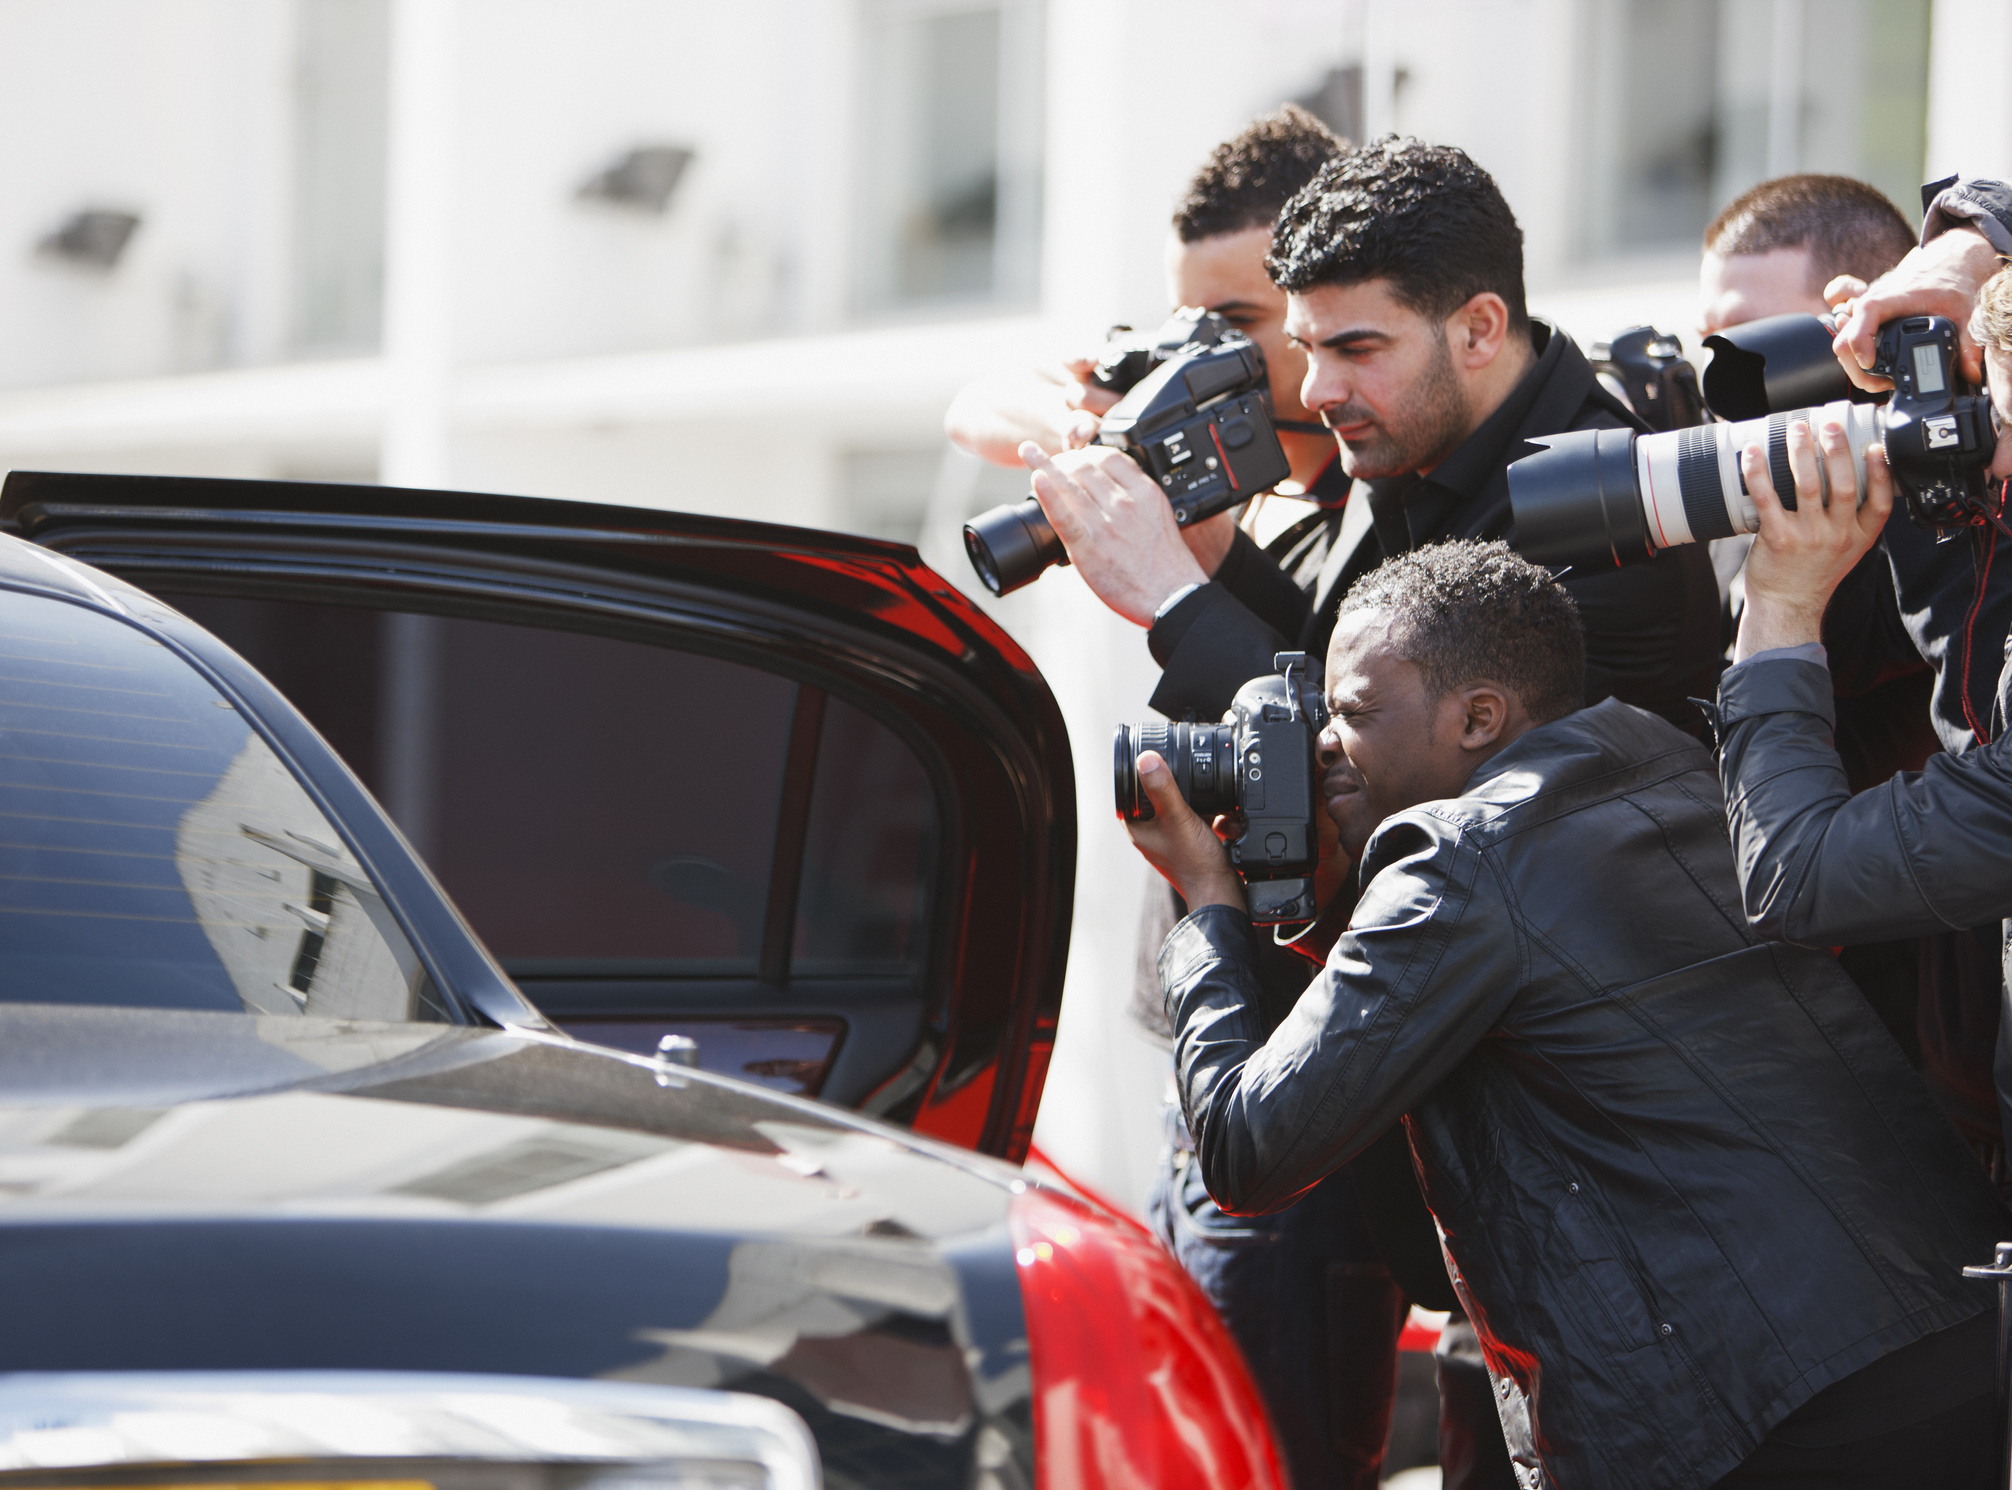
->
xmin=0 ymin=587 xmax=443 ymax=1020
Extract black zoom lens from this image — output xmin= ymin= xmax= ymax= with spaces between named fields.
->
xmin=1114 ymin=721 xmax=1237 ymax=822
xmin=963 ymin=498 xmax=1065 ymax=597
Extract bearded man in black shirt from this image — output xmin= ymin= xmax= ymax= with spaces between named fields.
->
xmin=1025 ymin=137 xmax=1722 ymax=731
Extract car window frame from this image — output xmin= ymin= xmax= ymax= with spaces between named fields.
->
xmin=8 ymin=479 xmax=1075 ymax=1162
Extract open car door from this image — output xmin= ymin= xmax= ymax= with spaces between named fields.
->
xmin=3 ymin=471 xmax=1074 ymax=1163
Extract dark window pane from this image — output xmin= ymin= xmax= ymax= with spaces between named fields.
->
xmin=0 ymin=589 xmax=431 ymax=1018
xmin=164 ymin=594 xmax=939 ymax=987
xmin=793 ymin=696 xmax=936 ymax=973
xmin=420 ymin=617 xmax=795 ymax=971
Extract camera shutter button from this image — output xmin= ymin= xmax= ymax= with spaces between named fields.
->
xmin=1221 ymin=418 xmax=1255 ymax=450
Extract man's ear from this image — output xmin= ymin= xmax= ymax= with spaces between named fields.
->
xmin=1457 ymin=684 xmax=1512 ymax=750
xmin=1449 ymin=292 xmax=1511 ymax=368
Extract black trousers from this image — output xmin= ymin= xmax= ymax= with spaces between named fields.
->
xmin=1709 ymin=1390 xmax=1996 ymax=1489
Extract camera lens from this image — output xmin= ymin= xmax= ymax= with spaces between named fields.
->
xmin=963 ymin=497 xmax=1065 ymax=596
xmin=1113 ymin=720 xmax=1237 ymax=822
xmin=1509 ymin=401 xmax=1883 ymax=569
xmin=1507 ymin=426 xmax=1646 ymax=569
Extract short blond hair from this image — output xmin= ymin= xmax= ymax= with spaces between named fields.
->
xmin=1974 ymin=262 xmax=2012 ymax=352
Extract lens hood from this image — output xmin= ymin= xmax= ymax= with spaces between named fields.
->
xmin=1701 ymin=313 xmax=1870 ymax=421
xmin=1507 ymin=426 xmax=1646 ymax=569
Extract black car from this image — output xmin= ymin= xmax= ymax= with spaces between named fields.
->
xmin=0 ymin=475 xmax=1286 ymax=1490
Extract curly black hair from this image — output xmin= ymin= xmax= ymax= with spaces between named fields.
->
xmin=1172 ymin=104 xmax=1347 ymax=244
xmin=1704 ymin=173 xmax=1915 ymax=292
xmin=1335 ymin=540 xmax=1583 ymax=723
xmin=1267 ymin=136 xmax=1528 ymax=333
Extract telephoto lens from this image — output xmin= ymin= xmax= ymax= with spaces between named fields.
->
xmin=1510 ymin=402 xmax=1882 ymax=569
xmin=1508 ymin=313 xmax=1997 ymax=568
xmin=1699 ymin=312 xmax=1868 ymax=421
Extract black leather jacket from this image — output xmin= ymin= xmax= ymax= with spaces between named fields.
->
xmin=1720 ymin=653 xmax=2012 ymax=1142
xmin=1162 ymin=699 xmax=2002 ymax=1490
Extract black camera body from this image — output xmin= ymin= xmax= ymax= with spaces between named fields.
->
xmin=1865 ymin=315 xmax=1999 ymax=530
xmin=1087 ymin=306 xmax=1235 ymax=394
xmin=1115 ymin=652 xmax=1328 ymax=926
xmin=962 ymin=315 xmax=1292 ymax=596
xmin=1094 ymin=337 xmax=1292 ymax=532
xmin=1590 ymin=326 xmax=1706 ymax=433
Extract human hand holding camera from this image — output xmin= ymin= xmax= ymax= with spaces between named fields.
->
xmin=1124 ymin=751 xmax=1247 ymax=914
xmin=1733 ymin=418 xmax=1895 ymax=663
xmin=1124 ymin=749 xmax=1353 ymax=916
xmin=1020 ymin=443 xmax=1213 ymax=626
xmin=1828 ymin=225 xmax=1999 ymax=393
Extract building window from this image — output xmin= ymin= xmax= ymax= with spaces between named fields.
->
xmin=292 ymin=0 xmax=391 ymax=352
xmin=1578 ymin=0 xmax=1930 ymax=261
xmin=854 ymin=0 xmax=1044 ymax=314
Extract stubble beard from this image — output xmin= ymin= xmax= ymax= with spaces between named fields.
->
xmin=1330 ymin=330 xmax=1473 ymax=481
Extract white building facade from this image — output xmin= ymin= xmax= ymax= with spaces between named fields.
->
xmin=1 ymin=0 xmax=1998 ymax=1207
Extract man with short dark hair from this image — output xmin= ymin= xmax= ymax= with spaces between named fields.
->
xmin=1027 ymin=137 xmax=1722 ymax=731
xmin=1130 ymin=539 xmax=2006 ymax=1490
xmin=1700 ymin=173 xmax=1917 ymax=335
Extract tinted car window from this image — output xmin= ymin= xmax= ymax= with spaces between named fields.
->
xmin=795 ymin=695 xmax=936 ymax=972
xmin=167 ymin=596 xmax=940 ymax=983
xmin=423 ymin=616 xmax=794 ymax=971
xmin=0 ymin=589 xmax=436 ymax=1019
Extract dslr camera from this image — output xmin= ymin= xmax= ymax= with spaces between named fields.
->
xmin=1508 ymin=314 xmax=1999 ymax=569
xmin=1590 ymin=325 xmax=1707 ymax=434
xmin=1114 ymin=652 xmax=1328 ymax=926
xmin=963 ymin=308 xmax=1292 ymax=597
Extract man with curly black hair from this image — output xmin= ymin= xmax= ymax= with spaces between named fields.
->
xmin=1130 ymin=539 xmax=2005 ymax=1490
xmin=1025 ymin=137 xmax=1722 ymax=732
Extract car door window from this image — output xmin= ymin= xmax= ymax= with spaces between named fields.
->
xmin=794 ymin=694 xmax=935 ymax=973
xmin=421 ymin=616 xmax=795 ymax=973
xmin=0 ymin=589 xmax=439 ymax=1021
xmin=164 ymin=593 xmax=941 ymax=1098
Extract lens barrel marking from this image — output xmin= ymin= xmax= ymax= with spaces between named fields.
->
xmin=1676 ymin=424 xmax=1734 ymax=541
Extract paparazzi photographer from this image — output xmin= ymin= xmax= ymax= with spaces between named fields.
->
xmin=1710 ymin=179 xmax=2012 ymax=1181
xmin=1717 ymin=253 xmax=2012 ymax=1159
xmin=1132 ymin=539 xmax=2006 ymax=1490
xmin=1023 ymin=137 xmax=1723 ymax=731
xmin=1695 ymin=174 xmax=2012 ymax=1176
